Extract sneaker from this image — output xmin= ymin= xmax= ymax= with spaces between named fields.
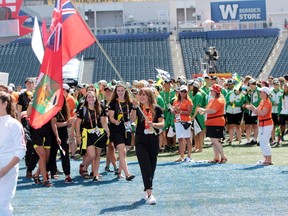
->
xmin=65 ymin=176 xmax=73 ymax=183
xmin=271 ymin=142 xmax=279 ymax=148
xmin=114 ymin=167 xmax=119 ymax=175
xmin=146 ymin=195 xmax=156 ymax=205
xmin=174 ymin=157 xmax=184 ymax=162
xmin=144 ymin=192 xmax=149 ymax=201
xmin=105 ymin=166 xmax=113 ymax=172
xmin=184 ymin=157 xmax=193 ymax=163
xmin=250 ymin=140 xmax=258 ymax=145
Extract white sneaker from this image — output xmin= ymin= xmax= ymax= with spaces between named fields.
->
xmin=144 ymin=192 xmax=148 ymax=201
xmin=146 ymin=194 xmax=156 ymax=205
xmin=184 ymin=157 xmax=193 ymax=163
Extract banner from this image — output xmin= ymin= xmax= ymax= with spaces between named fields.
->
xmin=211 ymin=0 xmax=266 ymax=23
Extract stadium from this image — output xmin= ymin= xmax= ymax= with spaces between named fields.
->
xmin=0 ymin=0 xmax=288 ymax=86
xmin=2 ymin=1 xmax=288 ymax=216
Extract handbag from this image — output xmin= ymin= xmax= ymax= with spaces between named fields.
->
xmin=181 ymin=122 xmax=191 ymax=130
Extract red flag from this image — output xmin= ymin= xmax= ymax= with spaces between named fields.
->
xmin=42 ymin=18 xmax=48 ymax=45
xmin=29 ymin=0 xmax=96 ymax=129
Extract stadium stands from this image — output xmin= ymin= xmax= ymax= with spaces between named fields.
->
xmin=270 ymin=37 xmax=288 ymax=77
xmin=0 ymin=38 xmax=39 ymax=86
xmin=78 ymin=33 xmax=174 ymax=83
xmin=179 ymin=28 xmax=279 ymax=78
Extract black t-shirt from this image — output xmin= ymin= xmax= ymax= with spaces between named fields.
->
xmin=108 ymin=99 xmax=132 ymax=132
xmin=77 ymin=105 xmax=106 ymax=129
xmin=54 ymin=111 xmax=68 ymax=136
xmin=135 ymin=105 xmax=164 ymax=135
xmin=18 ymin=91 xmax=31 ymax=111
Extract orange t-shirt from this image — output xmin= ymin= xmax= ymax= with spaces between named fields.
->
xmin=258 ymin=98 xmax=273 ymax=127
xmin=66 ymin=94 xmax=76 ymax=118
xmin=173 ymin=98 xmax=193 ymax=122
xmin=205 ymin=98 xmax=225 ymax=126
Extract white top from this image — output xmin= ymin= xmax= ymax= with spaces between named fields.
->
xmin=0 ymin=115 xmax=26 ymax=160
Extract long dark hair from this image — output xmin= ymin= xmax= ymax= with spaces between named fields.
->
xmin=60 ymin=97 xmax=70 ymax=121
xmin=0 ymin=91 xmax=16 ymax=118
xmin=110 ymin=83 xmax=130 ymax=103
xmin=84 ymin=91 xmax=101 ymax=115
xmin=138 ymin=87 xmax=157 ymax=119
xmin=193 ymin=86 xmax=199 ymax=96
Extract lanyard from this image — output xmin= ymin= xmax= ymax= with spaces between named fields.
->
xmin=118 ymin=99 xmax=130 ymax=121
xmin=87 ymin=108 xmax=97 ymax=128
xmin=142 ymin=106 xmax=153 ymax=129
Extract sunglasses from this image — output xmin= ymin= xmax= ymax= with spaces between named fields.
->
xmin=180 ymin=90 xmax=187 ymax=93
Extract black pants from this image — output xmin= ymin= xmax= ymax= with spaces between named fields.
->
xmin=48 ymin=128 xmax=70 ymax=176
xmin=135 ymin=134 xmax=159 ymax=191
xmin=26 ymin=139 xmax=39 ymax=173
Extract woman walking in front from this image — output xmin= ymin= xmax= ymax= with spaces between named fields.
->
xmin=108 ymin=83 xmax=135 ymax=180
xmin=130 ymin=88 xmax=164 ymax=205
xmin=0 ymin=91 xmax=26 ymax=216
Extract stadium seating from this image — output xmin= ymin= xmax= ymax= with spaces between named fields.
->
xmin=77 ymin=33 xmax=174 ymax=83
xmin=0 ymin=38 xmax=39 ymax=86
xmin=179 ymin=29 xmax=279 ymax=78
xmin=270 ymin=37 xmax=288 ymax=77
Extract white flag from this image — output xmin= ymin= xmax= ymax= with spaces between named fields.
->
xmin=193 ymin=118 xmax=203 ymax=136
xmin=31 ymin=16 xmax=44 ymax=64
xmin=155 ymin=68 xmax=171 ymax=80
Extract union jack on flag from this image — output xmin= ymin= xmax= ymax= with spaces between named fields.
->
xmin=46 ymin=0 xmax=76 ymax=52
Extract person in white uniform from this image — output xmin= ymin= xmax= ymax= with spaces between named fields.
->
xmin=0 ymin=91 xmax=26 ymax=216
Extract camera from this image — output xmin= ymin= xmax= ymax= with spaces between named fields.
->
xmin=205 ymin=47 xmax=218 ymax=61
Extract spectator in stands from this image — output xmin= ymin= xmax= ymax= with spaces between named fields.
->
xmin=130 ymin=87 xmax=164 ymax=205
xmin=198 ymin=84 xmax=227 ymax=163
xmin=246 ymin=87 xmax=273 ymax=165
xmin=108 ymin=83 xmax=135 ymax=181
xmin=0 ymin=91 xmax=26 ymax=216
xmin=270 ymin=79 xmax=283 ymax=147
xmin=244 ymin=79 xmax=261 ymax=145
xmin=172 ymin=85 xmax=193 ymax=162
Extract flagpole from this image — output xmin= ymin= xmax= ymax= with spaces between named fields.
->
xmin=72 ymin=3 xmax=157 ymax=135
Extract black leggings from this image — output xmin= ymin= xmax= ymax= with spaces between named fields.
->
xmin=48 ymin=128 xmax=70 ymax=176
xmin=135 ymin=134 xmax=159 ymax=191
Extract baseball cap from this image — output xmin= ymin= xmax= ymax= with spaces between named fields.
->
xmin=179 ymin=85 xmax=188 ymax=92
xmin=259 ymin=87 xmax=271 ymax=95
xmin=98 ymin=80 xmax=107 ymax=85
xmin=211 ymin=84 xmax=222 ymax=94
xmin=226 ymin=78 xmax=234 ymax=84
xmin=25 ymin=78 xmax=33 ymax=84
xmin=193 ymin=81 xmax=200 ymax=88
xmin=63 ymin=83 xmax=70 ymax=91
xmin=248 ymin=79 xmax=257 ymax=85
xmin=104 ymin=85 xmax=115 ymax=91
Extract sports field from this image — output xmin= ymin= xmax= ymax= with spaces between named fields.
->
xmin=12 ymin=136 xmax=288 ymax=216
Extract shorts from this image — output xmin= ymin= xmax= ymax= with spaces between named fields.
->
xmin=31 ymin=127 xmax=51 ymax=148
xmin=175 ymin=122 xmax=192 ymax=139
xmin=279 ymin=114 xmax=288 ymax=126
xmin=226 ymin=112 xmax=243 ymax=125
xmin=272 ymin=113 xmax=280 ymax=126
xmin=206 ymin=126 xmax=224 ymax=139
xmin=110 ymin=131 xmax=132 ymax=147
xmin=244 ymin=112 xmax=258 ymax=125
xmin=86 ymin=132 xmax=108 ymax=149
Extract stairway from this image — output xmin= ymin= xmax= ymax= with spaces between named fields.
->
xmin=258 ymin=31 xmax=288 ymax=80
xmin=79 ymin=60 xmax=94 ymax=84
xmin=169 ymin=35 xmax=186 ymax=79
